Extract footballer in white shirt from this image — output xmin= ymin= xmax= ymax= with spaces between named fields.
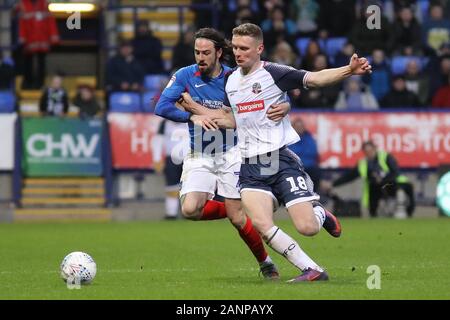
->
xmin=179 ymin=23 xmax=372 ymax=282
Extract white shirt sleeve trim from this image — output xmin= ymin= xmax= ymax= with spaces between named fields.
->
xmin=303 ymin=71 xmax=310 ymax=89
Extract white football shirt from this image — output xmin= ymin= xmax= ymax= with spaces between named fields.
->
xmin=225 ymin=61 xmax=310 ymax=158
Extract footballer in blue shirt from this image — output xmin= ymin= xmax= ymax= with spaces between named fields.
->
xmin=155 ymin=28 xmax=290 ymax=279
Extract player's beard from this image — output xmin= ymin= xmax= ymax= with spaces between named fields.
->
xmin=198 ymin=59 xmax=218 ymax=78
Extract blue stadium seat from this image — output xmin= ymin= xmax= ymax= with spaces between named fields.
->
xmin=296 ymin=38 xmax=312 ymax=56
xmin=295 ymin=38 xmax=326 ymax=56
xmin=2 ymin=57 xmax=14 ymax=66
xmin=325 ymin=37 xmax=347 ymax=58
xmin=391 ymin=56 xmax=423 ymax=75
xmin=144 ymin=74 xmax=169 ymax=91
xmin=0 ymin=91 xmax=16 ymax=113
xmin=416 ymin=0 xmax=429 ymax=22
xmin=109 ymin=92 xmax=142 ymax=112
xmin=141 ymin=90 xmax=159 ymax=113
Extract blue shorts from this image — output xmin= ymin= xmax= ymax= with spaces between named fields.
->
xmin=239 ymin=146 xmax=319 ymax=208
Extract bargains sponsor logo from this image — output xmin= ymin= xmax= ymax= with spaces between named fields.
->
xmin=236 ymin=100 xmax=265 ymax=114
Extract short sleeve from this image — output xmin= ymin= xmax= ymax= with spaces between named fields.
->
xmin=160 ymin=68 xmax=187 ymax=100
xmin=264 ymin=62 xmax=310 ymax=92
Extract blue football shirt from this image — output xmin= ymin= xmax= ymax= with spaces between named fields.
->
xmin=160 ymin=64 xmax=237 ymax=153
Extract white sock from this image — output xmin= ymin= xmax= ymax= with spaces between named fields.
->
xmin=165 ymin=197 xmax=179 ymax=217
xmin=263 ymin=226 xmax=322 ymax=272
xmin=313 ymin=205 xmax=326 ymax=230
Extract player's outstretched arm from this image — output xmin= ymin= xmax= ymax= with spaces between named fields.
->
xmin=306 ymin=53 xmax=372 ymax=88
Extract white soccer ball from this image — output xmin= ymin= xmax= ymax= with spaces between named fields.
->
xmin=60 ymin=251 xmax=97 ymax=285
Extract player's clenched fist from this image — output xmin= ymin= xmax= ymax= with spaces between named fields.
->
xmin=349 ymin=53 xmax=372 ymax=75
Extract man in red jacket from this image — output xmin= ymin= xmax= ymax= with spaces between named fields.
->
xmin=17 ymin=0 xmax=59 ymax=89
xmin=432 ymin=74 xmax=450 ymax=108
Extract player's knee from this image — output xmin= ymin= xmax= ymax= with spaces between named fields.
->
xmin=227 ymin=210 xmax=246 ymax=228
xmin=181 ymin=203 xmax=202 ymax=220
xmin=296 ymin=221 xmax=320 ymax=237
xmin=250 ymin=218 xmax=273 ymax=235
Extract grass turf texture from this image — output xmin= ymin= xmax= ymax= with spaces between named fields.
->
xmin=0 ymin=218 xmax=449 ymax=299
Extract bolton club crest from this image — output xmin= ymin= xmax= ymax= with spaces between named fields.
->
xmin=252 ymin=82 xmax=262 ymax=94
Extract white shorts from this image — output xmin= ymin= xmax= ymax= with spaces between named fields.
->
xmin=180 ymin=146 xmax=241 ymax=199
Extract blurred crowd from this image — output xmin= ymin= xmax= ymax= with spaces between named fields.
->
xmin=1 ymin=0 xmax=449 ymax=115
xmin=213 ymin=0 xmax=450 ymax=109
xmin=103 ymin=0 xmax=450 ymax=110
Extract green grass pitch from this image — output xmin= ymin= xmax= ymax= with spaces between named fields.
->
xmin=0 ymin=218 xmax=449 ymax=299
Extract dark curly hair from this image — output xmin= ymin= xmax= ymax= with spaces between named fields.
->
xmin=194 ymin=28 xmax=233 ymax=65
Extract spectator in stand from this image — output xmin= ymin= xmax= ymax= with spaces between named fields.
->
xmin=392 ymin=0 xmax=417 ymax=13
xmin=171 ymin=27 xmax=195 ymax=72
xmin=106 ymin=40 xmax=145 ymax=92
xmin=390 ymin=6 xmax=423 ymax=55
xmin=261 ymin=0 xmax=288 ymax=19
xmin=422 ymin=3 xmax=450 ymax=55
xmin=192 ymin=0 xmax=213 ymax=28
xmin=432 ymin=74 xmax=450 ymax=108
xmin=226 ymin=6 xmax=257 ymax=38
xmin=381 ymin=75 xmax=421 ymax=108
xmin=261 ymin=5 xmax=297 ymax=53
xmin=317 ymin=0 xmax=356 ymax=37
xmin=39 ymin=74 xmax=68 ymax=117
xmin=364 ymin=49 xmax=391 ymax=102
xmin=270 ymin=41 xmax=300 ymax=68
xmin=335 ymin=75 xmax=379 ymax=110
xmin=333 ymin=42 xmax=355 ymax=67
xmin=132 ymin=21 xmax=165 ymax=75
xmin=0 ymin=51 xmax=15 ymax=90
xmin=350 ymin=6 xmax=393 ymax=55
xmin=17 ymin=0 xmax=59 ymax=89
xmin=288 ymin=117 xmax=321 ymax=193
xmin=290 ymin=0 xmax=320 ymax=37
xmin=404 ymin=59 xmax=430 ymax=105
xmin=291 ymin=54 xmax=340 ymax=109
xmin=434 ymin=0 xmax=450 ymax=19
xmin=222 ymin=1 xmax=261 ymax=37
xmin=428 ymin=54 xmax=450 ymax=100
xmin=301 ymin=39 xmax=323 ymax=71
xmin=72 ymin=84 xmax=101 ymax=119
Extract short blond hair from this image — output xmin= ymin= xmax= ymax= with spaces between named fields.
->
xmin=232 ymin=23 xmax=263 ymax=42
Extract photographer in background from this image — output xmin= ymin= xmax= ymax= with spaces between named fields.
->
xmin=322 ymin=141 xmax=415 ymax=218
